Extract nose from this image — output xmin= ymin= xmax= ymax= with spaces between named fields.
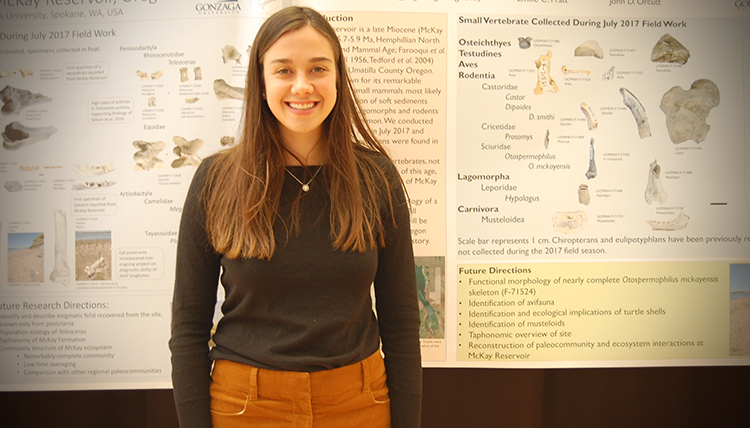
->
xmin=291 ymin=73 xmax=313 ymax=95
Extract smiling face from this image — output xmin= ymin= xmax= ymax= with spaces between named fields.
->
xmin=262 ymin=25 xmax=337 ymax=160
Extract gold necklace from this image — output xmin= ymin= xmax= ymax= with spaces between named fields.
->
xmin=285 ymin=166 xmax=322 ymax=192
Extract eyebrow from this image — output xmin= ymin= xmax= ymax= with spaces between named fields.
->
xmin=268 ymin=56 xmax=334 ymax=65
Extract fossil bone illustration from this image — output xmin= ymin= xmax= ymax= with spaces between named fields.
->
xmin=73 ymin=163 xmax=115 ymax=177
xmin=660 ymin=79 xmax=720 ymax=144
xmin=172 ymin=136 xmax=204 ymax=168
xmin=602 ymin=66 xmax=615 ymax=81
xmin=220 ymin=135 xmax=236 ymax=147
xmin=185 ymin=97 xmax=199 ymax=104
xmin=585 ymin=138 xmax=597 ymax=180
xmin=580 ymin=102 xmax=598 ymax=130
xmin=214 ymin=79 xmax=245 ymax=100
xmin=0 ymin=69 xmax=10 ymax=78
xmin=578 ymin=184 xmax=590 ymax=205
xmin=136 ymin=70 xmax=149 ymax=81
xmin=133 ymin=140 xmax=166 ymax=171
xmin=533 ymin=51 xmax=559 ymax=95
xmin=518 ymin=37 xmax=531 ymax=49
xmin=620 ymin=88 xmax=651 ymax=139
xmin=83 ymin=256 xmax=106 ymax=278
xmin=543 ymin=129 xmax=549 ymax=150
xmin=180 ymin=67 xmax=189 ymax=82
xmin=646 ymin=211 xmax=689 ymax=231
xmin=644 ymin=159 xmax=667 ymax=205
xmin=574 ymin=40 xmax=603 ymax=59
xmin=148 ymin=96 xmax=156 ymax=107
xmin=553 ymin=211 xmax=588 ymax=234
xmin=20 ymin=165 xmax=39 ymax=171
xmin=150 ymin=70 xmax=164 ymax=80
xmin=1 ymin=85 xmax=52 ymax=116
xmin=4 ymin=181 xmax=22 ymax=192
xmin=194 ymin=67 xmax=203 ymax=80
xmin=650 ymin=33 xmax=690 ymax=65
xmin=50 ymin=209 xmax=71 ymax=286
xmin=2 ymin=122 xmax=58 ymax=150
xmin=19 ymin=68 xmax=34 ymax=78
xmin=222 ymin=45 xmax=242 ymax=64
xmin=561 ymin=66 xmax=590 ymax=75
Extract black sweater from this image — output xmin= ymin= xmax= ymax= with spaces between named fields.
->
xmin=169 ymin=151 xmax=422 ymax=427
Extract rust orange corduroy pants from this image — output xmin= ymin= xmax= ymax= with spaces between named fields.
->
xmin=209 ymin=351 xmax=391 ymax=428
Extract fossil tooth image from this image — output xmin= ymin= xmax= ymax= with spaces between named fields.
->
xmin=561 ymin=66 xmax=590 ymax=75
xmin=50 ymin=209 xmax=71 ymax=286
xmin=136 ymin=70 xmax=149 ymax=81
xmin=2 ymin=122 xmax=58 ymax=150
xmin=578 ymin=184 xmax=590 ymax=206
xmin=222 ymin=45 xmax=242 ymax=64
xmin=650 ymin=33 xmax=690 ymax=65
xmin=533 ymin=51 xmax=559 ymax=95
xmin=580 ymin=102 xmax=598 ymax=130
xmin=574 ymin=40 xmax=603 ymax=59
xmin=5 ymin=180 xmax=22 ymax=192
xmin=620 ymin=88 xmax=651 ymax=139
xmin=553 ymin=211 xmax=588 ymax=234
xmin=194 ymin=67 xmax=203 ymax=80
xmin=214 ymin=79 xmax=245 ymax=100
xmin=585 ymin=138 xmax=597 ymax=180
xmin=660 ymin=79 xmax=720 ymax=144
xmin=171 ymin=136 xmax=204 ymax=168
xmin=644 ymin=159 xmax=667 ymax=205
xmin=133 ymin=140 xmax=166 ymax=171
xmin=19 ymin=68 xmax=34 ymax=78
xmin=518 ymin=37 xmax=531 ymax=49
xmin=73 ymin=163 xmax=115 ymax=177
xmin=72 ymin=181 xmax=116 ymax=191
xmin=220 ymin=135 xmax=236 ymax=147
xmin=1 ymin=85 xmax=53 ymax=116
xmin=646 ymin=211 xmax=689 ymax=231
xmin=602 ymin=66 xmax=614 ymax=81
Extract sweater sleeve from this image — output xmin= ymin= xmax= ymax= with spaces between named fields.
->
xmin=169 ymin=160 xmax=222 ymax=428
xmin=373 ymin=159 xmax=423 ymax=428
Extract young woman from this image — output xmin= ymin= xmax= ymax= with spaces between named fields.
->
xmin=169 ymin=6 xmax=422 ymax=428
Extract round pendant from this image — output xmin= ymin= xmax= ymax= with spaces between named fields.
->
xmin=302 ymin=184 xmax=310 ymax=192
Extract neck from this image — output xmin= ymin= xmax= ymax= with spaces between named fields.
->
xmin=280 ymin=129 xmax=324 ymax=166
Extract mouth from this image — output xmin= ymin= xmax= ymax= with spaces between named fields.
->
xmin=286 ymin=101 xmax=318 ymax=111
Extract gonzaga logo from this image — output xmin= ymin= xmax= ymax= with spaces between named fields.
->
xmin=737 ymin=0 xmax=750 ymax=10
xmin=196 ymin=0 xmax=242 ymax=15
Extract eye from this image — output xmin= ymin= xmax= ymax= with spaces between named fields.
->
xmin=311 ymin=66 xmax=328 ymax=73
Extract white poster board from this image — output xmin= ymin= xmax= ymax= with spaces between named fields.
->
xmin=0 ymin=0 xmax=748 ymax=391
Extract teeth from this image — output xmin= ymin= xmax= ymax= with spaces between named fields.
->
xmin=288 ymin=102 xmax=315 ymax=110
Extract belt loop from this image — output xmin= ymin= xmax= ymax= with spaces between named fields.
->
xmin=248 ymin=366 xmax=259 ymax=401
xmin=361 ymin=357 xmax=372 ymax=394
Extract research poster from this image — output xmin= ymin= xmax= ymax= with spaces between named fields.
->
xmin=0 ymin=0 xmax=748 ymax=391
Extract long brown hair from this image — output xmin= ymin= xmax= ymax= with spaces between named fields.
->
xmin=203 ymin=6 xmax=397 ymax=260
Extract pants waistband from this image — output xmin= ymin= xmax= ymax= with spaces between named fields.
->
xmin=211 ymin=351 xmax=385 ymax=401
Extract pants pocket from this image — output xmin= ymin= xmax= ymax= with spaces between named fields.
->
xmin=368 ymin=371 xmax=391 ymax=405
xmin=210 ymin=381 xmax=249 ymax=416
